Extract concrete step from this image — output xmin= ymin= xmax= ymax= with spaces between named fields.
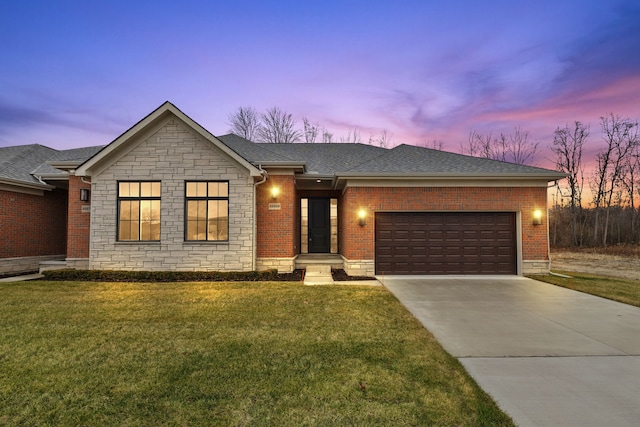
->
xmin=305 ymin=264 xmax=331 ymax=275
xmin=303 ymin=264 xmax=334 ymax=285
xmin=296 ymin=254 xmax=343 ymax=270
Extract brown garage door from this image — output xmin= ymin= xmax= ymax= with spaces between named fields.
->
xmin=375 ymin=212 xmax=516 ymax=275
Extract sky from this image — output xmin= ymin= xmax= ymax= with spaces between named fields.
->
xmin=1 ymin=0 xmax=639 ymax=171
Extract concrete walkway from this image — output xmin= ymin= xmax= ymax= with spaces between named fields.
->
xmin=381 ymin=276 xmax=640 ymax=427
xmin=0 ymin=273 xmax=43 ymax=282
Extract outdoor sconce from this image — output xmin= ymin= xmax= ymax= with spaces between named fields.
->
xmin=532 ymin=209 xmax=543 ymax=226
xmin=271 ymin=186 xmax=280 ymax=199
xmin=358 ymin=209 xmax=367 ymax=226
xmin=80 ymin=188 xmax=90 ymax=202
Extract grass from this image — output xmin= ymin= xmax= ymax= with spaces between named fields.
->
xmin=530 ymin=271 xmax=640 ymax=307
xmin=552 ymin=245 xmax=640 ymax=258
xmin=0 ymin=281 xmax=513 ymax=426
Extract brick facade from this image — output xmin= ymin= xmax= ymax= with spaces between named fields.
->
xmin=256 ymin=174 xmax=297 ymax=258
xmin=67 ymin=175 xmax=92 ymax=264
xmin=254 ymin=174 xmax=297 ymax=272
xmin=339 ymin=186 xmax=549 ymax=275
xmin=88 ymin=118 xmax=255 ymax=271
xmin=0 ymin=188 xmax=67 ymax=274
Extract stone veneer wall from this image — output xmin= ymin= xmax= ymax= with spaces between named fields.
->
xmin=255 ymin=257 xmax=296 ymax=273
xmin=89 ymin=118 xmax=255 ymax=271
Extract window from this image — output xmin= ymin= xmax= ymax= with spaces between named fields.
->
xmin=185 ymin=181 xmax=229 ymax=241
xmin=118 ymin=182 xmax=161 ymax=241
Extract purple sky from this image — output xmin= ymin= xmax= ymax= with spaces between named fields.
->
xmin=1 ymin=0 xmax=639 ymax=170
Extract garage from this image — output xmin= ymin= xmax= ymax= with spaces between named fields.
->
xmin=375 ymin=212 xmax=517 ymax=275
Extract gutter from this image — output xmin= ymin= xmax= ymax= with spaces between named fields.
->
xmin=0 ymin=177 xmax=55 ymax=191
xmin=334 ymin=172 xmax=568 ymax=180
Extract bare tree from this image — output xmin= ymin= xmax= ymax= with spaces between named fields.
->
xmin=464 ymin=127 xmax=538 ymax=165
xmin=551 ymin=121 xmax=589 ymax=246
xmin=376 ymin=129 xmax=393 ymax=148
xmin=302 ymin=118 xmax=319 ymax=143
xmin=590 ymin=114 xmax=639 ymax=245
xmin=227 ymin=106 xmax=261 ymax=141
xmin=620 ymin=145 xmax=640 ymax=239
xmin=419 ymin=139 xmax=444 ymax=150
xmin=508 ymin=127 xmax=539 ymax=165
xmin=257 ymin=107 xmax=302 ymax=144
xmin=464 ymin=130 xmax=494 ymax=158
xmin=321 ymin=128 xmax=334 ymax=143
xmin=341 ymin=128 xmax=362 ymax=143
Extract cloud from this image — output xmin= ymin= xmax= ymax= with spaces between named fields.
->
xmin=0 ymin=99 xmax=63 ymax=134
xmin=552 ymin=1 xmax=640 ymax=100
xmin=0 ymin=97 xmax=129 ymax=142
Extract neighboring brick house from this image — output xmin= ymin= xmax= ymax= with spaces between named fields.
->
xmin=0 ymin=144 xmax=102 ymax=275
xmin=1 ymin=102 xmax=565 ymax=277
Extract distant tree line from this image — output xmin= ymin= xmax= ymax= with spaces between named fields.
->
xmin=550 ymin=114 xmax=640 ymax=247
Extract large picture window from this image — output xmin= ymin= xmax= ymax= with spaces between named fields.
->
xmin=185 ymin=181 xmax=229 ymax=241
xmin=118 ymin=181 xmax=161 ymax=241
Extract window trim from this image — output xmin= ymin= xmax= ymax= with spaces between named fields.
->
xmin=116 ymin=181 xmax=161 ymax=242
xmin=184 ymin=181 xmax=230 ymax=242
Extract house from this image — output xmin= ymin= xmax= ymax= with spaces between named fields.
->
xmin=0 ymin=101 xmax=565 ymax=277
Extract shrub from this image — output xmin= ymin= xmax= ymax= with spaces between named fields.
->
xmin=42 ymin=269 xmax=279 ymax=282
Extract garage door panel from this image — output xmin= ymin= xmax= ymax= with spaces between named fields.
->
xmin=375 ymin=212 xmax=516 ymax=275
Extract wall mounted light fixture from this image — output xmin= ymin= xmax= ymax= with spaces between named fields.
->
xmin=80 ymin=188 xmax=90 ymax=202
xmin=271 ymin=186 xmax=280 ymax=199
xmin=358 ymin=209 xmax=366 ymax=226
xmin=532 ymin=209 xmax=543 ymax=225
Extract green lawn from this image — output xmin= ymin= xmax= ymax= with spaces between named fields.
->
xmin=530 ymin=271 xmax=640 ymax=307
xmin=0 ymin=281 xmax=513 ymax=426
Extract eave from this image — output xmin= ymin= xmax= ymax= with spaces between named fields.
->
xmin=0 ymin=177 xmax=54 ymax=195
xmin=47 ymin=160 xmax=83 ymax=171
xmin=259 ymin=161 xmax=306 ymax=172
xmin=336 ymin=171 xmax=567 ymax=180
xmin=333 ymin=171 xmax=567 ymax=190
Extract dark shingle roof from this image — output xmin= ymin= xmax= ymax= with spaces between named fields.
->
xmin=220 ymin=134 xmax=387 ymax=174
xmin=0 ymin=144 xmax=58 ymax=184
xmin=217 ymin=135 xmax=562 ymax=178
xmin=31 ymin=146 xmax=104 ymax=176
xmin=218 ymin=134 xmax=296 ymax=163
xmin=256 ymin=142 xmax=387 ymax=175
xmin=344 ymin=144 xmax=560 ymax=175
xmin=0 ymin=144 xmax=105 ymax=185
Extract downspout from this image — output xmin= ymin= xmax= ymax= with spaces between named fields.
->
xmin=547 ymin=180 xmax=559 ymax=273
xmin=253 ymin=166 xmax=268 ymax=271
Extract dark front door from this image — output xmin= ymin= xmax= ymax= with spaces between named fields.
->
xmin=308 ymin=198 xmax=331 ymax=253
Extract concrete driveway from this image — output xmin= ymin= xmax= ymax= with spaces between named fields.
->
xmin=382 ymin=276 xmax=640 ymax=427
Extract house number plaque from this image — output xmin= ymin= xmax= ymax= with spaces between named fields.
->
xmin=268 ymin=203 xmax=281 ymax=210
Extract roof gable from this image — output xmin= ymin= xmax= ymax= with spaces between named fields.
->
xmin=75 ymin=102 xmax=262 ymax=177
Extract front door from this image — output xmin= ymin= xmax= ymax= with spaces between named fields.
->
xmin=308 ymin=198 xmax=331 ymax=253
